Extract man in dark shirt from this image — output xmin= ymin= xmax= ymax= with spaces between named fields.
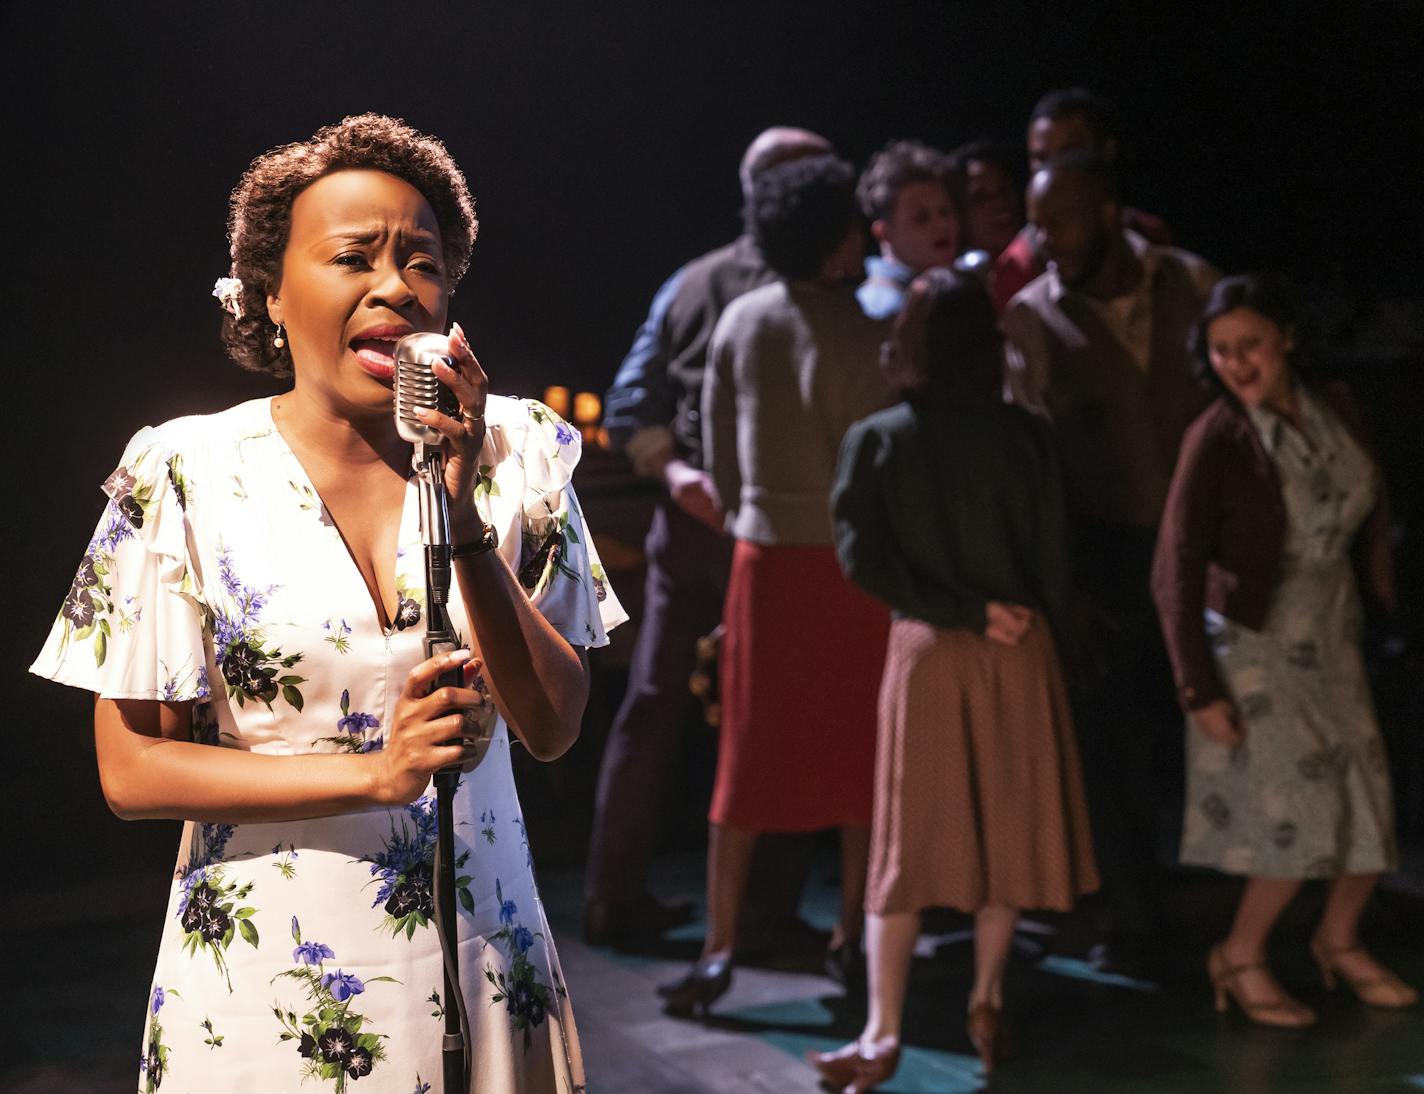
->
xmin=1003 ymin=154 xmax=1217 ymax=972
xmin=586 ymin=127 xmax=832 ymax=947
xmin=991 ymin=87 xmax=1174 ymax=313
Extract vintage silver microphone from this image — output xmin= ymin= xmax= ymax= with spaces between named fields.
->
xmin=392 ymin=331 xmax=473 ymax=1094
xmin=395 ymin=332 xmax=458 ymax=580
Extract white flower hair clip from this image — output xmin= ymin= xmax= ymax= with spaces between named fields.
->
xmin=212 ymin=276 xmax=244 ymax=320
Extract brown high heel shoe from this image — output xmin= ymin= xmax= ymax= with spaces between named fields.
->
xmin=1311 ymin=939 xmax=1419 ymax=1008
xmin=966 ymin=1002 xmax=1009 ymax=1074
xmin=1207 ymin=944 xmax=1316 ymax=1028
xmin=805 ymin=1041 xmax=901 ymax=1093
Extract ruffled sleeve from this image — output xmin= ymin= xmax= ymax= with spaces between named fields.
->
xmin=30 ymin=426 xmax=210 ymax=701
xmin=491 ymin=398 xmax=628 ymax=648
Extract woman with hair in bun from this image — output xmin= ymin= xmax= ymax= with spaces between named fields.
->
xmin=1152 ymin=272 xmax=1414 ymax=1028
xmin=31 ymin=114 xmax=624 ymax=1092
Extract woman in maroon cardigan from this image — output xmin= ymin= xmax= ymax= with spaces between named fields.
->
xmin=1152 ymin=273 xmax=1415 ymax=1027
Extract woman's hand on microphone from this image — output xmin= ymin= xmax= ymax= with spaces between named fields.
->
xmin=373 ymin=647 xmax=490 ymax=806
xmin=412 ymin=322 xmax=489 ymax=538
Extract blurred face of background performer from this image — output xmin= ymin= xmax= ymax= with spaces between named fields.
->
xmin=1027 ymin=111 xmax=1113 ymax=173
xmin=961 ymin=157 xmax=1022 ymax=259
xmin=1026 ymin=166 xmax=1117 ymax=289
xmin=266 ymin=168 xmax=449 ymax=421
xmin=873 ymin=179 xmax=959 ymax=272
xmin=1205 ymin=305 xmax=1295 ymax=411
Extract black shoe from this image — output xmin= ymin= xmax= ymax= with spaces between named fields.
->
xmin=657 ymin=956 xmax=733 ymax=1018
xmin=583 ymin=894 xmax=695 ymax=947
xmin=824 ymin=937 xmax=867 ymax=989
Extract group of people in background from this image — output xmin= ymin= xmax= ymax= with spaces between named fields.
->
xmin=588 ymin=86 xmax=1415 ymax=1088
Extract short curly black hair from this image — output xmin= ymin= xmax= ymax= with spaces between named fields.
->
xmin=855 ymin=140 xmax=956 ymax=223
xmin=221 ymin=114 xmax=478 ymax=377
xmin=1029 ymin=87 xmax=1120 ymax=145
xmin=746 ymin=153 xmax=857 ymax=281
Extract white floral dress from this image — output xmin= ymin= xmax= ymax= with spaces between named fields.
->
xmin=32 ymin=394 xmax=626 ymax=1094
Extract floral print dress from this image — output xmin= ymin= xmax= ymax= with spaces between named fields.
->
xmin=1180 ymin=389 xmax=1396 ymax=879
xmin=32 ymin=395 xmax=626 ymax=1094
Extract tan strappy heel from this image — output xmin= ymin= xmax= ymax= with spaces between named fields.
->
xmin=1208 ymin=944 xmax=1317 ymax=1028
xmin=1311 ymin=939 xmax=1419 ymax=1009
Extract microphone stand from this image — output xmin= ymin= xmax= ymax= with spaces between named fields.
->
xmin=413 ymin=440 xmax=469 ymax=1094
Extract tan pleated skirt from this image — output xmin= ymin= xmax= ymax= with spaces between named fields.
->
xmin=867 ymin=615 xmax=1099 ymax=915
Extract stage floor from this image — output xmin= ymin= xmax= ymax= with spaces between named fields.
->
xmin=5 ymin=850 xmax=1423 ymax=1093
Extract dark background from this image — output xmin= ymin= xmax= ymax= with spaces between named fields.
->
xmin=5 ymin=3 xmax=1422 ymax=887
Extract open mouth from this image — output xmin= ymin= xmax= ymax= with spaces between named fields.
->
xmin=349 ymin=325 xmax=414 ymax=381
xmin=352 ymin=339 xmax=399 ymax=377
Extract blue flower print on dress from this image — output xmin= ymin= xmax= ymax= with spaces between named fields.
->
xmin=527 ymin=402 xmax=577 ymax=451
xmin=323 ymin=618 xmax=353 ymax=654
xmin=54 ymin=486 xmax=148 ymax=668
xmin=272 ymin=843 xmax=299 ymax=879
xmin=274 ymin=918 xmax=397 ymax=1091
xmin=483 ymin=878 xmax=558 ymax=1048
xmin=321 ymin=970 xmax=366 ymax=1002
xmin=497 ymin=878 xmax=517 ymax=927
xmin=294 ymin=940 xmax=336 ymax=966
xmin=142 ymin=984 xmax=179 ymax=1092
xmin=175 ymin=824 xmax=260 ymax=991
xmin=358 ymin=795 xmax=473 ymax=938
xmin=161 ymin=659 xmax=210 ymax=702
xmin=514 ymin=814 xmax=532 ymax=868
xmin=190 ymin=701 xmax=223 ymax=747
xmin=212 ymin=543 xmax=307 ymax=711
xmin=315 ymin=690 xmax=383 ymax=753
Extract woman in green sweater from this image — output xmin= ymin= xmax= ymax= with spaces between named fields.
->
xmin=811 ymin=269 xmax=1098 ymax=1088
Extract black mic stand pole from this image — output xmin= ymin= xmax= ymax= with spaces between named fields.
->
xmin=413 ymin=441 xmax=469 ymax=1094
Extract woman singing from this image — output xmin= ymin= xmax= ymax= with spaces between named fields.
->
xmin=31 ymin=114 xmax=625 ymax=1092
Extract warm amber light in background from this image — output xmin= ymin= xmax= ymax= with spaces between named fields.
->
xmin=543 ymin=385 xmax=571 ymax=418
xmin=573 ymin=391 xmax=602 ymax=425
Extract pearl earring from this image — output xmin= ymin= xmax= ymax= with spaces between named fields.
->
xmin=273 ymin=323 xmax=286 ymax=349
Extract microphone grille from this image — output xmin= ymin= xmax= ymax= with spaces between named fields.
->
xmin=394 ymin=333 xmax=456 ymax=445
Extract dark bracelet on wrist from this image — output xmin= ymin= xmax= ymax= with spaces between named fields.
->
xmin=451 ymin=523 xmax=499 ymax=559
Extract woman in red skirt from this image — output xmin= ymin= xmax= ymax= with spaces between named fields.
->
xmin=657 ymin=152 xmax=894 ymax=1014
xmin=810 ymin=270 xmax=1098 ymax=1087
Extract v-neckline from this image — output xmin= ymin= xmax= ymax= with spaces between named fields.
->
xmin=263 ymin=397 xmax=419 ymax=636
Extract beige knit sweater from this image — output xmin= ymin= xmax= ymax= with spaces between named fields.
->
xmin=702 ymin=279 xmax=892 ymax=546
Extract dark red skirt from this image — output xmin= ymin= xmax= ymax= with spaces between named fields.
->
xmin=709 ymin=540 xmax=890 ymax=831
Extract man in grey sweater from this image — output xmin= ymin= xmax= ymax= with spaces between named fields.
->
xmin=587 ymin=127 xmax=832 ymax=948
